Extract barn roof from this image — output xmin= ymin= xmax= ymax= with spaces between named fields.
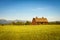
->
xmin=34 ymin=17 xmax=48 ymax=22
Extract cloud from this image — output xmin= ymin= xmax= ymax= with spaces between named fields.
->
xmin=32 ymin=7 xmax=48 ymax=11
xmin=37 ymin=8 xmax=44 ymax=9
xmin=32 ymin=6 xmax=53 ymax=11
xmin=47 ymin=16 xmax=60 ymax=22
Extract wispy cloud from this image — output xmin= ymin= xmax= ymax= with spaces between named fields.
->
xmin=32 ymin=8 xmax=44 ymax=11
xmin=32 ymin=7 xmax=52 ymax=11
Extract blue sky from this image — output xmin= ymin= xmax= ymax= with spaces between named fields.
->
xmin=0 ymin=0 xmax=60 ymax=21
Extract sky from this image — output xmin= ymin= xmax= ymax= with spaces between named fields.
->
xmin=0 ymin=0 xmax=60 ymax=21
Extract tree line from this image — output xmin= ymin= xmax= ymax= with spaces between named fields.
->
xmin=0 ymin=21 xmax=60 ymax=25
xmin=0 ymin=21 xmax=32 ymax=25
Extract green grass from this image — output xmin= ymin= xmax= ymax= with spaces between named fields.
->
xmin=0 ymin=25 xmax=60 ymax=40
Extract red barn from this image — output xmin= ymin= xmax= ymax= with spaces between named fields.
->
xmin=32 ymin=17 xmax=48 ymax=25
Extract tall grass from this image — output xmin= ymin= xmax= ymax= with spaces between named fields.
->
xmin=0 ymin=25 xmax=60 ymax=40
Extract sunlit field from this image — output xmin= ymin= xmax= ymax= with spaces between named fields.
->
xmin=0 ymin=25 xmax=60 ymax=40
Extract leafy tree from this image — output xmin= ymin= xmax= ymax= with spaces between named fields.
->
xmin=25 ymin=21 xmax=31 ymax=25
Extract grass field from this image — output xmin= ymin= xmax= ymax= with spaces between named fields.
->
xmin=0 ymin=25 xmax=60 ymax=40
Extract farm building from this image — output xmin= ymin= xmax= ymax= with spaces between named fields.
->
xmin=32 ymin=17 xmax=48 ymax=25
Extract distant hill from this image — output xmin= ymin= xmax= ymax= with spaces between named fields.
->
xmin=14 ymin=20 xmax=26 ymax=23
xmin=0 ymin=19 xmax=26 ymax=24
xmin=0 ymin=19 xmax=12 ymax=24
